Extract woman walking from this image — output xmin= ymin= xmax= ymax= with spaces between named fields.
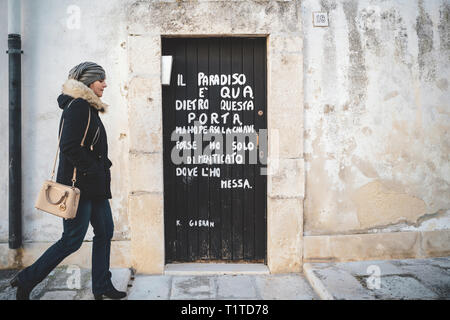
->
xmin=10 ymin=62 xmax=126 ymax=300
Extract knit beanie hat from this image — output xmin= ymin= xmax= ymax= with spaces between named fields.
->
xmin=68 ymin=61 xmax=106 ymax=87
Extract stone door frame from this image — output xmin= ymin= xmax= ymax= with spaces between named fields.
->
xmin=126 ymin=0 xmax=304 ymax=274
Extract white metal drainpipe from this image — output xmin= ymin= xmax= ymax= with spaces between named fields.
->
xmin=8 ymin=0 xmax=23 ymax=249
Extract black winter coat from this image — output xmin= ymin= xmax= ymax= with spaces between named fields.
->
xmin=56 ymin=79 xmax=112 ymax=200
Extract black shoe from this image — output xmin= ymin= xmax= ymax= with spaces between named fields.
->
xmin=94 ymin=287 xmax=127 ymax=300
xmin=10 ymin=274 xmax=31 ymax=300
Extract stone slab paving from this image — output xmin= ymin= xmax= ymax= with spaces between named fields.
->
xmin=127 ymin=275 xmax=172 ymax=300
xmin=304 ymin=257 xmax=450 ymax=300
xmin=216 ymin=275 xmax=258 ymax=299
xmin=0 ymin=267 xmax=131 ymax=300
xmin=255 ymin=274 xmax=318 ymax=300
xmin=0 ymin=267 xmax=317 ymax=300
xmin=128 ymin=273 xmax=318 ymax=300
xmin=2 ymin=257 xmax=449 ymax=300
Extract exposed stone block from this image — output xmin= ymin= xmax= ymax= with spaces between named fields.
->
xmin=128 ymin=193 xmax=165 ymax=274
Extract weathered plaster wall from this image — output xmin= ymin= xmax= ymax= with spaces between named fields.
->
xmin=2 ymin=0 xmax=448 ymax=270
xmin=302 ymin=0 xmax=450 ymax=236
xmin=0 ymin=0 xmax=134 ymax=267
xmin=1 ymin=0 xmax=306 ymax=273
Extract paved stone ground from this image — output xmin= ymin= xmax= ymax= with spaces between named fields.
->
xmin=0 ymin=267 xmax=317 ymax=300
xmin=304 ymin=256 xmax=450 ymax=300
xmin=127 ymin=273 xmax=318 ymax=300
xmin=0 ymin=267 xmax=131 ymax=300
xmin=1 ymin=257 xmax=449 ymax=300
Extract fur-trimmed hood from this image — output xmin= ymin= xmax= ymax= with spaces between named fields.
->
xmin=59 ymin=79 xmax=108 ymax=113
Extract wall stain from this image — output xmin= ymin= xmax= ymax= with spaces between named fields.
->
xmin=321 ymin=0 xmax=337 ymax=104
xmin=384 ymin=90 xmax=399 ymax=101
xmin=324 ymin=104 xmax=335 ymax=114
xmin=38 ymin=112 xmax=58 ymax=121
xmin=438 ymin=2 xmax=450 ymax=61
xmin=305 ymin=0 xmax=449 ymax=236
xmin=343 ymin=0 xmax=368 ymax=116
xmin=359 ymin=6 xmax=382 ymax=56
xmin=436 ymin=78 xmax=448 ymax=91
xmin=351 ymin=155 xmax=379 ymax=178
xmin=416 ymin=0 xmax=437 ymax=81
xmin=380 ymin=8 xmax=409 ymax=66
xmin=361 ymin=126 xmax=372 ymax=136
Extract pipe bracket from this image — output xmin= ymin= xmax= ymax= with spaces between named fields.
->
xmin=6 ymin=49 xmax=23 ymax=54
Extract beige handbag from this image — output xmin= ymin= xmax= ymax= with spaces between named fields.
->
xmin=35 ymin=100 xmax=91 ymax=219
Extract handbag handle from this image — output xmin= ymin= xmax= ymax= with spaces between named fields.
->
xmin=44 ymin=184 xmax=69 ymax=205
xmin=50 ymin=99 xmax=92 ymax=185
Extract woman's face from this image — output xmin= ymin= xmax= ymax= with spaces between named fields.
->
xmin=89 ymin=79 xmax=107 ymax=97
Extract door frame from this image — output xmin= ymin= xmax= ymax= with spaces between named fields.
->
xmin=161 ymin=36 xmax=268 ymax=264
xmin=126 ymin=0 xmax=304 ymax=274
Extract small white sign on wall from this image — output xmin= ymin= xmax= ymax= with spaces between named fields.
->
xmin=313 ymin=12 xmax=329 ymax=27
xmin=161 ymin=55 xmax=173 ymax=86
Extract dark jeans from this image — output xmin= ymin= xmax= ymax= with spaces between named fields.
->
xmin=17 ymin=198 xmax=115 ymax=295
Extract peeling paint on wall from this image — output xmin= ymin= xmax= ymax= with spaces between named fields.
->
xmin=351 ymin=180 xmax=427 ymax=229
xmin=303 ymin=0 xmax=450 ymax=235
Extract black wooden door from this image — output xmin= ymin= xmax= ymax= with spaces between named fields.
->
xmin=162 ymin=37 xmax=267 ymax=263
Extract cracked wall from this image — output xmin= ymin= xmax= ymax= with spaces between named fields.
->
xmin=302 ymin=0 xmax=450 ymax=235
